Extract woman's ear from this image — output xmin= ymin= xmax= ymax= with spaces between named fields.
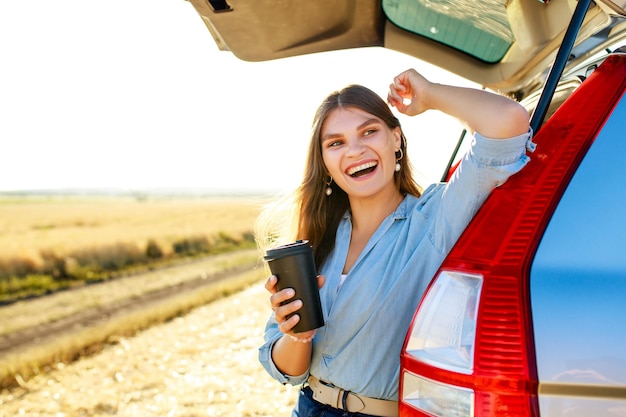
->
xmin=393 ymin=127 xmax=402 ymax=149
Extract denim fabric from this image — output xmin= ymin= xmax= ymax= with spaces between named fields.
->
xmin=260 ymin=130 xmax=535 ymax=401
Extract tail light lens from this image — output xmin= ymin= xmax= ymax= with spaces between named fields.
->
xmin=402 ymin=271 xmax=482 ymax=416
xmin=400 ymin=54 xmax=626 ymax=417
xmin=402 ymin=372 xmax=474 ymax=417
xmin=405 ymin=271 xmax=482 ymax=374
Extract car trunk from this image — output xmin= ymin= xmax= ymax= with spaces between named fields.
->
xmin=187 ymin=0 xmax=626 ymax=102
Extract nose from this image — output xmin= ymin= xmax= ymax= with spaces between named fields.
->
xmin=345 ymin=137 xmax=366 ymax=158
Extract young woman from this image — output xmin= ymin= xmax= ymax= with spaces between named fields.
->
xmin=256 ymin=68 xmax=533 ymax=417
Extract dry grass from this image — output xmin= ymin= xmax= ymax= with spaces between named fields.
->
xmin=0 ymin=280 xmax=299 ymax=416
xmin=0 ymin=250 xmax=261 ymax=337
xmin=0 ymin=194 xmax=276 ymax=390
xmin=0 ymin=191 xmax=299 ymax=413
xmin=0 ymin=194 xmax=269 ymax=271
xmin=0 ymin=265 xmax=267 ymax=390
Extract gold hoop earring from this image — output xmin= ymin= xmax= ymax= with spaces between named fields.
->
xmin=395 ymin=148 xmax=404 ymax=172
xmin=325 ymin=176 xmax=333 ymax=196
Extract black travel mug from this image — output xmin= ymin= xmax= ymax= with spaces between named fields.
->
xmin=264 ymin=240 xmax=324 ymax=333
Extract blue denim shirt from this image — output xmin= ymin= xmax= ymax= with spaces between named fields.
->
xmin=259 ymin=130 xmax=534 ymax=400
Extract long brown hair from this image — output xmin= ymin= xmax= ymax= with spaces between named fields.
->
xmin=256 ymin=84 xmax=422 ymax=270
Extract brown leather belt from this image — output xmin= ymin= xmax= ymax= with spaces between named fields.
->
xmin=307 ymin=375 xmax=398 ymax=417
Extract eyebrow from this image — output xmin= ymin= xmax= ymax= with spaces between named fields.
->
xmin=322 ymin=118 xmax=381 ymax=141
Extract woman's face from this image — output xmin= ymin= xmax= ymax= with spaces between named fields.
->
xmin=320 ymin=106 xmax=401 ymax=199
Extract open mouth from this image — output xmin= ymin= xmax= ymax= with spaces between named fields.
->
xmin=347 ymin=161 xmax=378 ymax=177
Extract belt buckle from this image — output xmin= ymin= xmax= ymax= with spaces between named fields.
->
xmin=317 ymin=379 xmax=365 ymax=413
xmin=319 ymin=379 xmax=335 ymax=389
xmin=322 ymin=380 xmax=344 ymax=409
xmin=310 ymin=377 xmax=341 ymax=409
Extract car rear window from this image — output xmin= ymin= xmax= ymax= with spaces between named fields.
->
xmin=530 ymin=92 xmax=626 ymax=389
xmin=382 ymin=0 xmax=513 ymax=63
xmin=532 ymin=92 xmax=626 ymax=274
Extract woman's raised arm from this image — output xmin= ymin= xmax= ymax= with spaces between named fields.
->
xmin=388 ymin=68 xmax=530 ymax=139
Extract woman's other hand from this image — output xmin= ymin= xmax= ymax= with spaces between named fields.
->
xmin=265 ymin=274 xmax=325 ymax=339
xmin=387 ymin=68 xmax=433 ymax=116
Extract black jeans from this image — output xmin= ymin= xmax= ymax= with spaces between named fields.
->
xmin=293 ymin=386 xmax=384 ymax=417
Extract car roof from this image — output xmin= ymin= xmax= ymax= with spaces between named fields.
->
xmin=188 ymin=0 xmax=626 ymax=100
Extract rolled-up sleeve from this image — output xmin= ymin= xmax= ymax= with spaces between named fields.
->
xmin=470 ymin=129 xmax=535 ymax=184
xmin=258 ymin=315 xmax=310 ymax=385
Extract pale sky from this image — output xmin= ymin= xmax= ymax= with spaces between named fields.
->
xmin=0 ymin=0 xmax=474 ymax=194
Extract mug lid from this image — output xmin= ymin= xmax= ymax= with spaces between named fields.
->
xmin=264 ymin=240 xmax=311 ymax=261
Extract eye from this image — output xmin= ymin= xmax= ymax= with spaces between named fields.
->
xmin=324 ymin=139 xmax=343 ymax=148
xmin=363 ymin=126 xmax=380 ymax=137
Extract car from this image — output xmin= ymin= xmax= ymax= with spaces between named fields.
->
xmin=399 ymin=49 xmax=626 ymax=417
xmin=186 ymin=0 xmax=626 ymax=416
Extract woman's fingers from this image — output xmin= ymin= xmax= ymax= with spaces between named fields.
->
xmin=264 ymin=274 xmax=278 ymax=294
xmin=317 ymin=274 xmax=326 ymax=289
xmin=388 ymin=78 xmax=412 ymax=113
xmin=267 ymin=274 xmax=323 ymax=336
xmin=276 ymin=298 xmax=302 ymax=333
xmin=269 ymin=287 xmax=303 ymax=334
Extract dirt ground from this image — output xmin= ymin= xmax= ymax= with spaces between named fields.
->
xmin=0 ymin=283 xmax=299 ymax=417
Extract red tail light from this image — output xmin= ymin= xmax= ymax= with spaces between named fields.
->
xmin=399 ymin=54 xmax=626 ymax=417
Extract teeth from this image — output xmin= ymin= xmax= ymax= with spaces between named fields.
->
xmin=347 ymin=161 xmax=377 ymax=176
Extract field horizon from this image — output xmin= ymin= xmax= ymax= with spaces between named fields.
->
xmin=0 ymin=186 xmax=281 ymax=199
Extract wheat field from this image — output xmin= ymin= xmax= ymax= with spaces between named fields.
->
xmin=0 ymin=194 xmax=302 ymax=415
xmin=0 ymin=194 xmax=270 ymax=270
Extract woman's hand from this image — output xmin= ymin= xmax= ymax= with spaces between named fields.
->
xmin=264 ymin=274 xmax=326 ymax=375
xmin=387 ymin=68 xmax=433 ymax=117
xmin=388 ymin=68 xmax=530 ymax=138
xmin=265 ymin=274 xmax=325 ymax=341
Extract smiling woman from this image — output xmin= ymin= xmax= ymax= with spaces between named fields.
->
xmin=0 ymin=1 xmax=470 ymax=194
xmin=255 ymin=68 xmax=532 ymax=416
